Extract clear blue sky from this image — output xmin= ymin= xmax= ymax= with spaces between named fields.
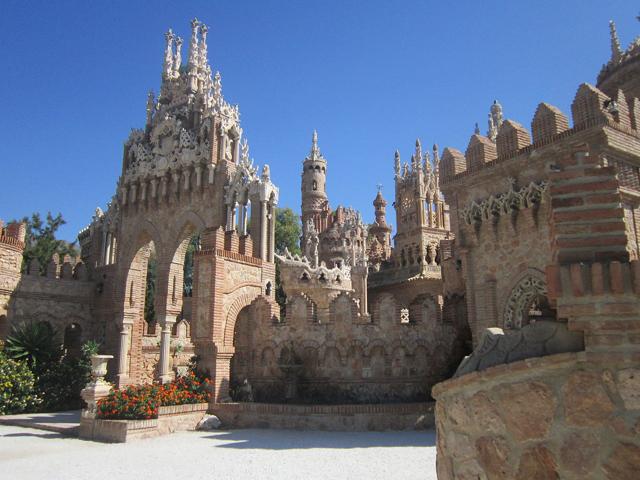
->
xmin=0 ymin=1 xmax=637 ymax=242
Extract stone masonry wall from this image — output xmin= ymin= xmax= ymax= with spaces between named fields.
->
xmin=432 ymin=352 xmax=640 ymax=479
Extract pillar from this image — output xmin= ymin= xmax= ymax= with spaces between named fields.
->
xmin=117 ymin=322 xmax=132 ymax=387
xmin=260 ymin=201 xmax=268 ymax=260
xmin=213 ymin=348 xmax=234 ymax=402
xmin=158 ymin=314 xmax=177 ymax=383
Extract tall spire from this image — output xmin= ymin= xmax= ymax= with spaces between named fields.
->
xmin=310 ymin=130 xmax=321 ymax=159
xmin=146 ymin=90 xmax=155 ymax=128
xmin=188 ymin=18 xmax=200 ymax=70
xmin=199 ymin=23 xmax=209 ymax=68
xmin=163 ymin=29 xmax=174 ymax=78
xmin=173 ymin=36 xmax=183 ymax=77
xmin=413 ymin=139 xmax=422 ymax=170
xmin=609 ymin=20 xmax=623 ymax=62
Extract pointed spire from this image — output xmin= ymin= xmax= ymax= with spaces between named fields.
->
xmin=146 ymin=90 xmax=155 ymax=128
xmin=474 ymin=122 xmax=480 ymax=135
xmin=424 ymin=150 xmax=432 ymax=174
xmin=173 ymin=36 xmax=183 ymax=77
xmin=609 ymin=20 xmax=623 ymax=62
xmin=414 ymin=139 xmax=422 ymax=163
xmin=213 ymin=71 xmax=222 ymax=100
xmin=310 ymin=129 xmax=321 ymax=159
xmin=433 ymin=144 xmax=440 ymax=171
xmin=188 ymin=18 xmax=200 ymax=70
xmin=394 ymin=150 xmax=401 ymax=178
xmin=240 ymin=138 xmax=249 ymax=164
xmin=163 ymin=29 xmax=175 ymax=78
xmin=199 ymin=23 xmax=209 ymax=68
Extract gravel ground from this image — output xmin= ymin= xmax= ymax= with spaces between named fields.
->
xmin=0 ymin=425 xmax=436 ymax=480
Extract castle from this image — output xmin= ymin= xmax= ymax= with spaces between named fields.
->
xmin=2 ymin=17 xmax=640 ymax=461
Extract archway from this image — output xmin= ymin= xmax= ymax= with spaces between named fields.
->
xmin=503 ymin=273 xmax=554 ymax=329
xmin=116 ymin=233 xmax=158 ymax=387
xmin=230 ymin=305 xmax=253 ymax=400
xmin=63 ymin=323 xmax=82 ymax=357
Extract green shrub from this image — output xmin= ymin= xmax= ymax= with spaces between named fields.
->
xmin=5 ymin=321 xmax=62 ymax=373
xmin=0 ymin=353 xmax=41 ymax=415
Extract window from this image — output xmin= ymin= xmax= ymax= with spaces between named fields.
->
xmin=400 ymin=308 xmax=410 ymax=324
xmin=312 ymin=180 xmax=318 ymax=191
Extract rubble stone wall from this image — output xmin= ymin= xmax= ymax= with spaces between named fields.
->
xmin=432 ymin=352 xmax=640 ymax=480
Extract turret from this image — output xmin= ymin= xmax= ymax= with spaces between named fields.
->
xmin=301 ymin=130 xmax=330 ymax=242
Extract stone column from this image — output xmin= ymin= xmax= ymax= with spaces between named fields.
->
xmin=268 ymin=203 xmax=276 ymax=262
xmin=260 ymin=201 xmax=268 ymax=260
xmin=158 ymin=314 xmax=177 ymax=383
xmin=117 ymin=322 xmax=132 ymax=387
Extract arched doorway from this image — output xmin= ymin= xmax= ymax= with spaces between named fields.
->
xmin=63 ymin=323 xmax=82 ymax=357
xmin=230 ymin=305 xmax=253 ymax=400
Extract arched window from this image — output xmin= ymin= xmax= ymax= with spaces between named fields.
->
xmin=63 ymin=323 xmax=82 ymax=357
xmin=312 ymin=180 xmax=318 ymax=191
xmin=265 ymin=281 xmax=272 ymax=296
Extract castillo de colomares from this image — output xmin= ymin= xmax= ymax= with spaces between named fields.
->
xmin=1 ymin=2 xmax=640 ymax=479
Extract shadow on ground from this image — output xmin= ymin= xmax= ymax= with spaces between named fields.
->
xmin=204 ymin=429 xmax=436 ymax=450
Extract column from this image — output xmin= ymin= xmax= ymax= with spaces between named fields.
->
xmin=158 ymin=314 xmax=177 ymax=383
xmin=117 ymin=322 xmax=132 ymax=387
xmin=260 ymin=201 xmax=268 ymax=260
xmin=268 ymin=203 xmax=276 ymax=262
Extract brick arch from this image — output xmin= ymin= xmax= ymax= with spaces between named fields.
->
xmin=222 ymin=292 xmax=265 ymax=347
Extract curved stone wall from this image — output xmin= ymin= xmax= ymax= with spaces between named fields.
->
xmin=432 ymin=352 xmax=640 ymax=479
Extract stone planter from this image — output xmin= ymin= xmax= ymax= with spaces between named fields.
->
xmin=90 ymin=355 xmax=114 ymax=380
xmin=83 ymin=403 xmax=209 ymax=443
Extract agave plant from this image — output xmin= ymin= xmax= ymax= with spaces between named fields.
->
xmin=5 ymin=321 xmax=62 ymax=371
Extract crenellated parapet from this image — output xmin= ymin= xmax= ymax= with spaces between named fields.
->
xmin=0 ymin=220 xmax=26 ymax=251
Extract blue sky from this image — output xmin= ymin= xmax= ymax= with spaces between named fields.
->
xmin=0 ymin=1 xmax=637 ymax=242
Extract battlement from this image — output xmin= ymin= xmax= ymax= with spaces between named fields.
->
xmin=0 ymin=220 xmax=26 ymax=249
xmin=440 ymin=83 xmax=640 ymax=184
xmin=25 ymin=253 xmax=89 ymax=281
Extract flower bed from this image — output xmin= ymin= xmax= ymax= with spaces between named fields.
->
xmin=96 ymin=372 xmax=210 ymax=420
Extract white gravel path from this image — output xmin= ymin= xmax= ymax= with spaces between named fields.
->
xmin=0 ymin=424 xmax=437 ymax=480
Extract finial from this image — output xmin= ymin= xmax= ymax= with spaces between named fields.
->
xmin=310 ymin=130 xmax=321 ymax=159
xmin=262 ymin=164 xmax=271 ymax=181
xmin=474 ymin=122 xmax=480 ymax=135
xmin=146 ymin=90 xmax=155 ymax=127
xmin=163 ymin=29 xmax=175 ymax=78
xmin=199 ymin=23 xmax=209 ymax=68
xmin=394 ymin=149 xmax=401 ymax=177
xmin=188 ymin=19 xmax=200 ymax=70
xmin=173 ymin=36 xmax=183 ymax=77
xmin=609 ymin=20 xmax=623 ymax=62
xmin=241 ymin=138 xmax=249 ymax=163
xmin=413 ymin=139 xmax=422 ymax=169
xmin=433 ymin=144 xmax=440 ymax=169
xmin=377 ymin=183 xmax=383 ymax=192
xmin=487 ymin=100 xmax=503 ymax=142
xmin=213 ymin=71 xmax=222 ymax=100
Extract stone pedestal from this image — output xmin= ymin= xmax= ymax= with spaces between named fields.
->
xmin=79 ymin=354 xmax=114 ymax=440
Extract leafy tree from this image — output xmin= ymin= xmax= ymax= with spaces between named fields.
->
xmin=275 ymin=208 xmax=301 ymax=255
xmin=274 ymin=208 xmax=301 ymax=315
xmin=19 ymin=212 xmax=78 ymax=274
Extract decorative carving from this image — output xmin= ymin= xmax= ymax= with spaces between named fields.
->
xmin=461 ymin=180 xmax=548 ymax=225
xmin=503 ymin=275 xmax=548 ymax=329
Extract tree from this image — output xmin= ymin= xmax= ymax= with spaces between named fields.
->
xmin=273 ymin=208 xmax=301 ymax=315
xmin=19 ymin=212 xmax=78 ymax=274
xmin=275 ymin=208 xmax=301 ymax=255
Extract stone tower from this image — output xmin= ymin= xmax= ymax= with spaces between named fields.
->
xmin=393 ymin=140 xmax=449 ymax=269
xmin=301 ymin=130 xmax=330 ymax=244
xmin=368 ymin=189 xmax=392 ymax=266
